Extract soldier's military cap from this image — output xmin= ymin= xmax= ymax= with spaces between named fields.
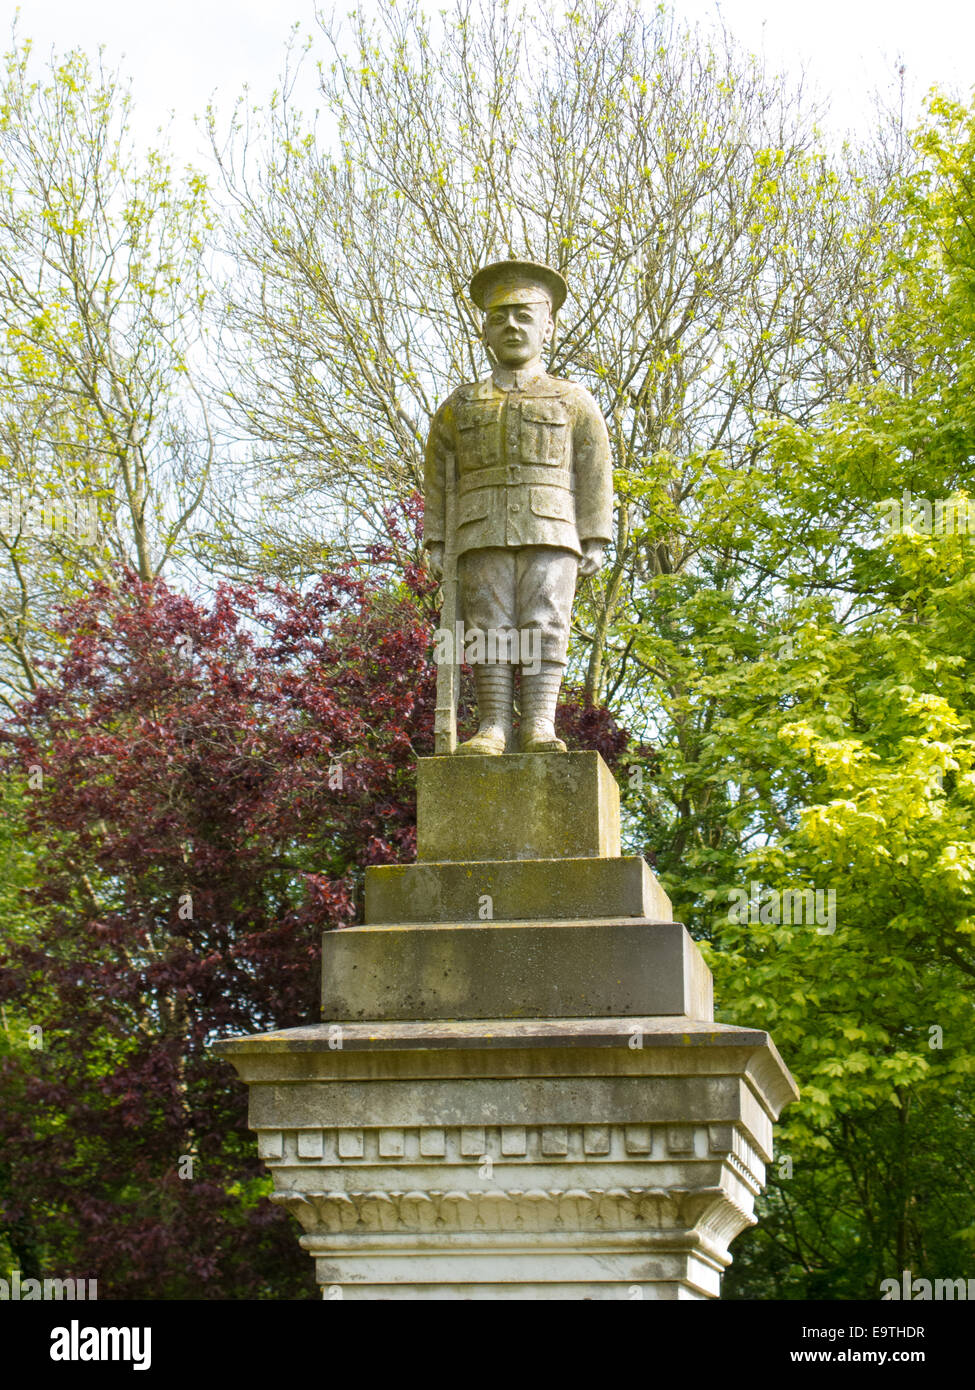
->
xmin=469 ymin=259 xmax=568 ymax=314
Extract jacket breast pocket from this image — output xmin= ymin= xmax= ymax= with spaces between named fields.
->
xmin=455 ymin=401 xmax=500 ymax=468
xmin=530 ymin=486 xmax=575 ymax=523
xmin=520 ymin=399 xmax=571 ymax=464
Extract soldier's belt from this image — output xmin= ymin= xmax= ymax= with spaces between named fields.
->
xmin=458 ymin=466 xmax=572 ymax=493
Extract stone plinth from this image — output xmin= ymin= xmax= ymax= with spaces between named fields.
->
xmin=417 ymin=752 xmax=621 ymax=862
xmin=213 ymin=1018 xmax=798 ymax=1300
xmin=322 ymin=919 xmax=713 ymax=1022
xmin=366 ymin=752 xmax=672 ymax=925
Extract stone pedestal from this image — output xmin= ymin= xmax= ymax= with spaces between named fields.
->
xmin=214 ymin=753 xmax=798 ymax=1299
xmin=321 ymin=919 xmax=712 ymax=1021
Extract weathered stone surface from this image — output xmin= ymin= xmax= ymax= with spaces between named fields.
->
xmin=417 ymin=751 xmax=621 ymax=862
xmin=321 ymin=918 xmax=712 ymax=1022
xmin=365 ymin=854 xmax=671 ymax=924
xmin=213 ymin=1017 xmax=799 ymax=1299
xmin=214 ymin=700 xmax=797 ymax=1296
xmin=425 ymin=258 xmax=613 ymax=754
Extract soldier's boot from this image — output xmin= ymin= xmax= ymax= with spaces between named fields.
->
xmin=456 ymin=664 xmax=514 ymax=755
xmin=519 ymin=661 xmax=567 ymax=753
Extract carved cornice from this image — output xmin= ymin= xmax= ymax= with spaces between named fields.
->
xmin=273 ymin=1185 xmax=755 ymax=1250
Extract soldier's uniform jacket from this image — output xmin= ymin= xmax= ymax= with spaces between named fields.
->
xmin=423 ymin=367 xmax=613 ymax=559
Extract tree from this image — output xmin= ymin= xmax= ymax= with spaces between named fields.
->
xmin=0 ymin=34 xmax=215 ymax=704
xmin=206 ymin=0 xmax=893 ymax=668
xmin=0 ymin=517 xmax=627 ymax=1295
xmin=4 ymin=0 xmax=966 ymax=1303
xmin=619 ymin=89 xmax=975 ymax=1298
xmin=0 ymin=543 xmax=430 ymax=1295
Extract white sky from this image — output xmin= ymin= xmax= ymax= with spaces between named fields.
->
xmin=2 ymin=0 xmax=974 ymax=163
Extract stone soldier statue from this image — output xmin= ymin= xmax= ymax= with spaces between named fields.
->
xmin=424 ymin=259 xmax=613 ymax=754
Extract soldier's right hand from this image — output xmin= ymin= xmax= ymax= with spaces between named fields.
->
xmin=426 ymin=543 xmax=445 ymax=581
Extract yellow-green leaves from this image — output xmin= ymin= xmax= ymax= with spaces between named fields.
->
xmin=0 ymin=36 xmax=215 ymax=698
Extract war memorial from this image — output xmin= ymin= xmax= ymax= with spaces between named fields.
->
xmin=214 ymin=259 xmax=798 ymax=1299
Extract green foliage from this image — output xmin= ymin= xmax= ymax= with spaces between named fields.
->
xmin=0 ymin=33 xmax=215 ymax=702
xmin=2 ymin=2 xmax=975 ymax=1301
xmin=621 ymin=88 xmax=975 ymax=1297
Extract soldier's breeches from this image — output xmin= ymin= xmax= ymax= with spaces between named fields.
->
xmin=458 ymin=547 xmax=577 ymax=667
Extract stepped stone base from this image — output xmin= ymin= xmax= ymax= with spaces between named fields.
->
xmin=214 ymin=749 xmax=798 ymax=1299
xmin=364 ymin=855 xmax=671 ymax=925
xmin=213 ymin=1017 xmax=798 ymax=1300
xmin=322 ymin=919 xmax=712 ymax=1022
xmin=366 ymin=751 xmax=671 ymax=926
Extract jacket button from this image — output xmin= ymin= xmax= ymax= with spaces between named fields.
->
xmin=510 ymin=503 xmax=521 ymax=514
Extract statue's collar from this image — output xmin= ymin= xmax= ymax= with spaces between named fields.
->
xmin=491 ymin=361 xmax=547 ymax=392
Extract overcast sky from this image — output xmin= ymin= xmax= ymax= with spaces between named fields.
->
xmin=2 ymin=0 xmax=974 ymax=162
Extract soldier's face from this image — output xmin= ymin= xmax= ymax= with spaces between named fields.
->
xmin=483 ymin=299 xmax=553 ymax=367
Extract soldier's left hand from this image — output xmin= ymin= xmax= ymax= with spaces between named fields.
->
xmin=426 ymin=543 xmax=445 ymax=581
xmin=577 ymin=541 xmax=605 ymax=578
